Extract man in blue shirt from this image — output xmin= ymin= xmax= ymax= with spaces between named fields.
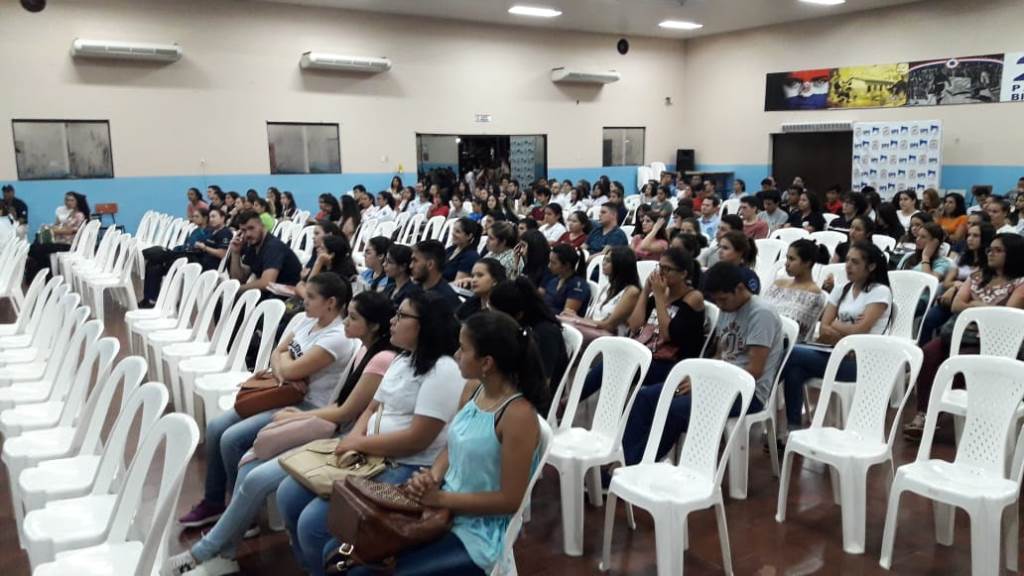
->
xmin=699 ymin=195 xmax=722 ymax=239
xmin=585 ymin=202 xmax=628 ymax=259
xmin=410 ymin=239 xmax=461 ymax=311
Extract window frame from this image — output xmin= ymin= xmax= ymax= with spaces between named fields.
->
xmin=602 ymin=126 xmax=646 ymax=167
xmin=12 ymin=118 xmax=115 ymax=180
xmin=266 ymin=121 xmax=342 ymax=175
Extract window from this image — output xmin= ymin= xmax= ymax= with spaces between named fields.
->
xmin=267 ymin=122 xmax=341 ymax=174
xmin=602 ymin=127 xmax=645 ymax=167
xmin=12 ymin=120 xmax=114 ymax=180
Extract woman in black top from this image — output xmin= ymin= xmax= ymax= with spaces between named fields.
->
xmin=383 ymin=244 xmax=419 ymax=307
xmin=443 ymin=217 xmax=481 ymax=283
xmin=455 ymin=257 xmax=508 ymax=321
xmin=787 ymin=189 xmax=826 ymax=232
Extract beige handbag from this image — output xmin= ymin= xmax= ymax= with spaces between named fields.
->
xmin=281 ymin=404 xmax=388 ymax=498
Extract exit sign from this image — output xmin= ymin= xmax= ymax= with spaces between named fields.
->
xmin=475 ymin=113 xmax=493 ymax=123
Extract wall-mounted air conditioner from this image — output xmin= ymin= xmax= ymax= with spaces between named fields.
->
xmin=300 ymin=52 xmax=391 ymax=73
xmin=70 ymin=38 xmax=182 ymax=62
xmin=551 ymin=67 xmax=620 ymax=85
xmin=781 ymin=121 xmax=853 ymax=133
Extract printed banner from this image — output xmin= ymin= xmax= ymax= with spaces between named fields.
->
xmin=765 ymin=52 xmax=1023 ymax=111
xmin=852 ymin=121 xmax=942 ymax=198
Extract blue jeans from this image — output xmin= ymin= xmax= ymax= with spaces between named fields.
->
xmin=203 ymin=409 xmax=277 ymax=504
xmin=580 ymin=359 xmax=672 ymax=402
xmin=192 ymin=458 xmax=288 ymax=561
xmin=277 ymin=463 xmax=419 ymax=576
xmin=918 ymin=304 xmax=952 ymax=346
xmin=346 ymin=532 xmax=484 ymax=576
xmin=781 ymin=346 xmax=857 ymax=428
xmin=621 ymin=383 xmax=764 ymax=465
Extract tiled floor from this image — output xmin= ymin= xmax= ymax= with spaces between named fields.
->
xmin=0 ymin=297 xmax=1012 ymax=575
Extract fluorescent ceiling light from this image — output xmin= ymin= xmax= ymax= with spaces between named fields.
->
xmin=800 ymin=0 xmax=847 ymax=5
xmin=508 ymin=5 xmax=562 ymax=18
xmin=658 ymin=20 xmax=704 ymax=30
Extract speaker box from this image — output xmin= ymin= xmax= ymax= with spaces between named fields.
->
xmin=676 ymin=149 xmax=695 ymax=173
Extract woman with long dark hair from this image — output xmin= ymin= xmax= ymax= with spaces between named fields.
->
xmin=444 ymin=217 xmax=481 ymax=283
xmin=629 ymin=212 xmax=669 ymax=261
xmin=490 ymin=277 xmax=568 ymax=398
xmin=358 ymin=236 xmax=394 ymax=293
xmin=312 ymin=194 xmax=341 ymax=225
xmin=786 ymin=190 xmax=826 ymax=232
xmin=266 ymin=187 xmax=283 ymax=219
xmin=384 ymin=244 xmax=418 ymax=307
xmin=339 ymin=195 xmax=361 ymax=242
xmin=875 ymin=202 xmax=906 ymax=241
xmin=514 ymin=229 xmax=551 ymax=288
xmin=937 ymin=192 xmax=968 ymax=245
xmin=579 ymin=245 xmax=641 ymax=335
xmin=26 ymin=191 xmax=90 ymax=279
xmin=543 ymin=244 xmax=590 ymax=315
xmin=556 ymin=210 xmax=592 ymax=249
xmin=456 ymin=258 xmax=508 ymax=321
xmin=765 ymin=239 xmax=829 ymax=342
xmin=898 ymin=221 xmax=953 ymax=281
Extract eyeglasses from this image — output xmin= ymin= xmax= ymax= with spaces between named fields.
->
xmin=395 ymin=310 xmax=421 ymax=322
xmin=659 ymin=264 xmax=681 ymax=273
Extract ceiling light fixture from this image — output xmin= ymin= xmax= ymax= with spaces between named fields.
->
xmin=508 ymin=5 xmax=562 ymax=18
xmin=799 ymin=0 xmax=847 ymax=6
xmin=658 ymin=20 xmax=704 ymax=30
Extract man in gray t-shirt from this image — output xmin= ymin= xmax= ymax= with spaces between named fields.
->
xmin=622 ymin=262 xmax=784 ymax=465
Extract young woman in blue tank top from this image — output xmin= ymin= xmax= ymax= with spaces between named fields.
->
xmin=350 ymin=311 xmax=548 ymax=575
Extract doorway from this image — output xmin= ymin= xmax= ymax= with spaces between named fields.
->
xmin=771 ymin=131 xmax=853 ymax=194
xmin=416 ymin=133 xmax=547 ymax=188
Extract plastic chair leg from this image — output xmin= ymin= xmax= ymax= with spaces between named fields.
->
xmin=879 ymin=483 xmax=904 ymax=570
xmin=558 ymin=461 xmax=586 ymax=556
xmin=726 ymin=420 xmax=750 ymax=500
xmin=586 ymin=466 xmax=603 ymax=507
xmin=934 ymin=502 xmax=956 ymax=546
xmin=969 ymin=508 xmax=1002 ymax=575
xmin=953 ymin=415 xmax=965 ymax=447
xmin=652 ymin=509 xmax=686 ymax=576
xmin=767 ymin=419 xmax=781 ymax=478
xmin=714 ymin=499 xmax=734 ymax=575
xmin=8 ymin=461 xmax=26 ymax=547
xmin=598 ymin=492 xmax=618 ymax=572
xmin=838 ymin=464 xmax=868 ymax=554
xmin=776 ymin=449 xmax=795 ymax=523
xmin=1004 ymin=502 xmax=1018 ymax=572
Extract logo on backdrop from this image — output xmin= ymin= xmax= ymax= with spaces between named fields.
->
xmin=1001 ymin=52 xmax=1024 ymax=102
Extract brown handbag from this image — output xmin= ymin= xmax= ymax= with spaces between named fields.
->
xmin=233 ymin=370 xmax=308 ymax=419
xmin=324 ymin=476 xmax=452 ymax=574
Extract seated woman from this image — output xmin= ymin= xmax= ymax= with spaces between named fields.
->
xmin=785 ymin=189 xmax=826 ymax=232
xmin=276 ymin=291 xmax=463 ymax=576
xmin=456 ymin=258 xmax=508 ymax=321
xmin=830 ymin=215 xmax=874 ymax=265
xmin=542 ymin=244 xmax=590 ymax=316
xmin=172 ymin=273 xmax=356 ymax=546
xmin=443 ymin=217 xmax=482 ymax=283
xmin=26 ymin=191 xmax=89 ymax=279
xmin=339 ymin=196 xmax=361 ymax=242
xmin=876 ymin=202 xmax=907 ymax=242
xmin=193 ymin=206 xmax=234 ymax=271
xmin=253 ymin=197 xmax=276 ymax=232
xmin=918 ymin=222 xmax=995 ymax=344
xmin=490 ymin=278 xmax=569 ymax=402
xmin=763 ymin=239 xmax=829 ymax=342
xmin=164 ymin=288 xmax=388 ymax=576
xmin=484 ymin=221 xmax=523 ymax=278
xmin=357 ymin=236 xmax=394 ymax=294
xmin=895 ymin=190 xmax=920 ymax=231
xmin=384 ymin=244 xmax=419 ymax=307
xmin=556 ymin=210 xmax=591 ymax=249
xmin=780 ymin=242 xmax=892 ymax=434
xmin=140 ymin=207 xmax=212 ymax=307
xmin=310 ymin=194 xmax=342 ymax=226
xmin=937 ymin=192 xmax=968 ymax=246
xmin=538 ymin=203 xmax=568 ymax=244
xmin=904 ymin=233 xmax=1024 ymax=438
xmin=898 ymin=221 xmax=953 ymax=281
xmin=372 ymin=191 xmax=397 ymax=223
xmin=354 ymin=311 xmax=547 ymax=576
xmin=515 ymin=230 xmax=551 ymax=288
xmin=629 ymin=212 xmax=669 ymax=261
xmin=566 ymin=246 xmax=641 ymax=337
xmin=292 ymin=235 xmax=357 ymax=300
xmin=280 ymin=191 xmax=297 ymax=220
xmin=713 ymin=230 xmax=761 ymax=294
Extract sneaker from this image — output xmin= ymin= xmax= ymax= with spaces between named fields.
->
xmin=178 ymin=500 xmax=226 ymax=528
xmin=902 ymin=412 xmax=928 ymax=440
xmin=242 ymin=523 xmax=261 ymax=539
xmin=184 ymin=557 xmax=241 ymax=576
xmin=162 ymin=551 xmax=197 ymax=576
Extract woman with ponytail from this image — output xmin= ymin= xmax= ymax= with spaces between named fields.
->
xmin=542 ymin=244 xmax=591 ymax=315
xmin=393 ymin=311 xmax=547 ymax=576
xmin=764 ymin=239 xmax=829 ymax=342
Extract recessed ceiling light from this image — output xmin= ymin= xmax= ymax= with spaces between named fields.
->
xmin=658 ymin=20 xmax=704 ymax=30
xmin=508 ymin=5 xmax=562 ymax=18
xmin=800 ymin=0 xmax=847 ymax=5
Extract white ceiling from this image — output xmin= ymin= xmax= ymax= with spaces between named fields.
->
xmin=256 ymin=0 xmax=928 ymax=39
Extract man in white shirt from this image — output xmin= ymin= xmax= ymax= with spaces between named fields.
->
xmin=757 ymin=189 xmax=789 ymax=232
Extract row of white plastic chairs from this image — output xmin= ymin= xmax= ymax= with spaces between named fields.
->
xmin=0 ymin=267 xmax=200 ymax=575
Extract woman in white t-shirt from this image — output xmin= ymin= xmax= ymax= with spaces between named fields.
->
xmin=780 ymin=241 xmax=893 ymax=434
xmin=277 ymin=290 xmax=464 ymax=576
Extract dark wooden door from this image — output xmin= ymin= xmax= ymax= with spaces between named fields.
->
xmin=771 ymin=131 xmax=853 ymax=194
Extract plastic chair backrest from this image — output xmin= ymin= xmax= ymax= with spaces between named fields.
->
xmin=189 ymin=279 xmax=240 ymax=342
xmin=105 ymin=414 xmax=200 ymax=576
xmin=46 ymin=319 xmax=103 ymax=399
xmin=813 ymin=335 xmax=923 ymax=444
xmin=424 ymin=215 xmax=446 ymax=241
xmin=73 ymin=356 xmax=147 ymax=457
xmin=499 ymin=416 xmax=554 ymax=569
xmin=168 ymin=266 xmax=214 ymax=330
xmin=546 ymin=323 xmax=585 ymax=427
xmin=585 ymin=280 xmax=601 ymax=316
xmin=721 ymin=198 xmax=741 ymax=217
xmin=823 ymin=213 xmax=840 ymax=228
xmin=586 ymin=258 xmax=608 ymax=288
xmin=754 ymin=238 xmax=788 ymax=267
xmin=636 ymin=261 xmax=658 ymax=288
xmin=8 ymin=269 xmax=49 ymax=334
xmin=560 ymin=337 xmax=651 ymax=445
xmin=769 ymin=227 xmax=810 ymax=244
xmin=209 ymin=289 xmax=261 ymax=356
xmin=226 ymin=298 xmax=286 ymax=372
xmin=30 ymin=288 xmax=74 ymax=351
xmin=647 ymin=359 xmax=754 ymax=486
xmin=888 ymin=270 xmax=938 ymax=340
xmin=951 ymin=306 xmax=1024 ymax=358
xmin=700 ymin=301 xmax=720 ymax=357
xmin=922 ymin=356 xmax=1024 ymax=479
xmin=814 ymin=262 xmax=848 ymax=289
xmin=809 ymin=230 xmax=847 ymax=257
xmin=872 ymin=235 xmax=897 ymax=253
xmin=45 ymin=304 xmax=90 ymax=374
xmin=153 ymin=257 xmax=190 ymax=315
xmin=375 ymin=221 xmax=397 ymax=241
xmin=56 ymin=337 xmax=120 ymax=428
xmin=762 ymin=317 xmax=800 ymax=411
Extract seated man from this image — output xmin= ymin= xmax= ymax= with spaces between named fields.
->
xmin=411 ymin=239 xmax=461 ymax=309
xmin=228 ymin=209 xmax=303 ymax=296
xmin=620 ymin=262 xmax=785 ymax=465
xmin=585 ymin=202 xmax=628 ymax=261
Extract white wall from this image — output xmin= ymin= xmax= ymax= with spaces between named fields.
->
xmin=680 ymin=0 xmax=1024 ymax=169
xmin=0 ymin=0 xmax=688 ymax=180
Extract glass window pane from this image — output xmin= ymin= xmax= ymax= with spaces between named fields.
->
xmin=13 ymin=120 xmax=113 ymax=180
xmin=65 ymin=122 xmax=113 ymax=178
xmin=268 ymin=122 xmax=341 ymax=174
xmin=601 ymin=127 xmax=645 ymax=167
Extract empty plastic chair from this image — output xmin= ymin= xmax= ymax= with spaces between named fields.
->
xmin=770 ymin=227 xmax=810 ymax=245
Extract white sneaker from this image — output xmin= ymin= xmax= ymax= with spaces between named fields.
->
xmin=184 ymin=557 xmax=241 ymax=576
xmin=162 ymin=551 xmax=197 ymax=576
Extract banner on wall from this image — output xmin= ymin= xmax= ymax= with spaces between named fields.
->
xmin=1002 ymin=52 xmax=1024 ymax=102
xmin=852 ymin=120 xmax=941 ymax=199
xmin=765 ymin=52 xmax=1023 ymax=111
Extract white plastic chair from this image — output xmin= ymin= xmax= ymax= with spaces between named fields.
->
xmin=423 ymin=215 xmax=446 ymax=241
xmin=0 ymin=320 xmax=102 ymax=412
xmin=0 ymin=303 xmax=88 ymax=390
xmin=0 ymin=289 xmax=75 ymax=366
xmin=546 ymin=324 xmax=585 ymax=428
xmin=770 ymin=227 xmax=810 ymax=245
xmin=724 ymin=317 xmax=799 ymax=500
xmin=814 ymin=262 xmax=848 ymax=289
xmin=55 ymin=220 xmax=102 ymax=283
xmin=880 ymin=355 xmax=1024 ymax=575
xmin=823 ymin=213 xmax=840 ymax=229
xmin=0 ymin=277 xmax=64 ymax=351
xmin=80 ymin=234 xmax=139 ymax=320
xmin=584 ymin=280 xmax=601 ymax=317
xmin=0 ymin=241 xmax=29 ymax=312
xmin=374 ymin=221 xmax=397 ymax=241
xmin=492 ymin=416 xmax=555 ymax=576
xmin=31 ymin=413 xmax=200 ymax=576
xmin=636 ymin=260 xmax=658 ymax=289
xmin=721 ymin=198 xmax=741 ymax=216
xmin=619 ymin=225 xmax=634 ymax=237
xmin=129 ymin=263 xmax=204 ymax=356
xmin=0 ymin=269 xmax=49 ymax=338
xmin=68 ymin=228 xmax=121 ymax=297
xmin=776 ymin=335 xmax=923 ymax=554
xmin=888 ymin=270 xmax=938 ymax=342
xmin=810 ymin=230 xmax=848 ymax=258
xmin=193 ymin=305 xmax=297 ymax=425
xmin=598 ymin=359 xmax=755 ymax=576
xmin=545 ymin=336 xmax=652 ymax=556
xmin=290 ymin=225 xmax=316 ymax=263
xmin=180 ymin=298 xmax=285 ymax=430
xmin=125 ymin=257 xmax=190 ymax=352
xmin=699 ymin=302 xmax=720 ymax=357
xmin=872 ymin=235 xmax=897 ymax=253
